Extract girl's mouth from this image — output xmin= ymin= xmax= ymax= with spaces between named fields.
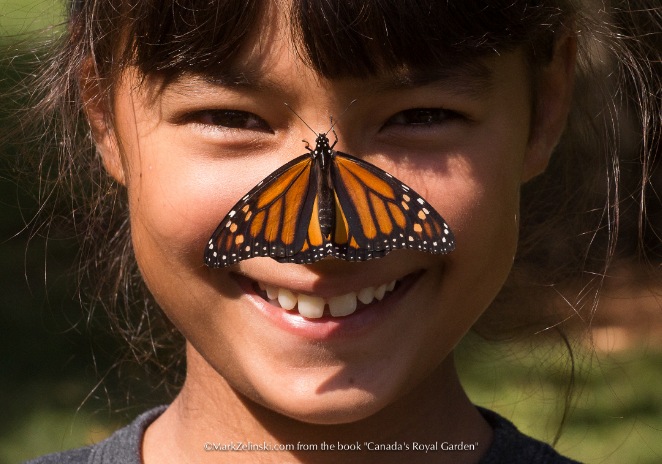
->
xmin=230 ymin=270 xmax=425 ymax=339
xmin=254 ymin=279 xmax=398 ymax=318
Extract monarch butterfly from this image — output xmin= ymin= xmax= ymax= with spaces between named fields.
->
xmin=204 ymin=132 xmax=455 ymax=267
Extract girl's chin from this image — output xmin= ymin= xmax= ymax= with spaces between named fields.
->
xmin=247 ymin=383 xmax=391 ymax=425
xmin=231 ymin=348 xmax=418 ymax=425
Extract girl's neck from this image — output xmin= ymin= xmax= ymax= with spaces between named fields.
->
xmin=143 ymin=344 xmax=492 ymax=464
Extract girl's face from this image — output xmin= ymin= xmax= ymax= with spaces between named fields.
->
xmin=97 ymin=9 xmax=560 ymax=424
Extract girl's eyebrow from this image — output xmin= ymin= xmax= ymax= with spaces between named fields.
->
xmin=164 ymin=60 xmax=494 ymax=99
xmin=370 ymin=61 xmax=495 ymax=98
xmin=163 ymin=70 xmax=280 ymax=97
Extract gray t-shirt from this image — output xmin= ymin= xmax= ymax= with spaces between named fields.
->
xmin=25 ymin=406 xmax=581 ymax=463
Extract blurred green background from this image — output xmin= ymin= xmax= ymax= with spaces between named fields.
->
xmin=1 ymin=1 xmax=661 ymax=463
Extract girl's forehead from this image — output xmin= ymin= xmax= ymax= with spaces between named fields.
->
xmin=145 ymin=17 xmax=501 ymax=100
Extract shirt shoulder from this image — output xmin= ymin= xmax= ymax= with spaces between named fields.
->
xmin=24 ymin=446 xmax=92 ymax=464
xmin=24 ymin=406 xmax=166 ymax=464
xmin=478 ymin=407 xmax=582 ymax=464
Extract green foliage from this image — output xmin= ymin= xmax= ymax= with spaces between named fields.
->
xmin=0 ymin=0 xmax=64 ymax=38
xmin=457 ymin=337 xmax=662 ymax=464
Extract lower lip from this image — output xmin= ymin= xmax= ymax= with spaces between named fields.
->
xmin=231 ymin=271 xmax=423 ymax=340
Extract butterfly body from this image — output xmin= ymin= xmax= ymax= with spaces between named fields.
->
xmin=309 ymin=135 xmax=335 ymax=237
xmin=204 ymin=133 xmax=455 ymax=268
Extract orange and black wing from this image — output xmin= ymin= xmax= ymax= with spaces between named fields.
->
xmin=204 ymin=154 xmax=320 ymax=267
xmin=330 ymin=152 xmax=455 ymax=261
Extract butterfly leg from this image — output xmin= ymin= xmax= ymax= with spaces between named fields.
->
xmin=330 ymin=127 xmax=338 ymax=149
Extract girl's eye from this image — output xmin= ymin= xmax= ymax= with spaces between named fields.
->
xmin=189 ymin=110 xmax=273 ymax=133
xmin=383 ymin=108 xmax=459 ymax=127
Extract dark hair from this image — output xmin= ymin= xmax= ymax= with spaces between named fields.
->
xmin=69 ymin=0 xmax=567 ymax=81
xmin=4 ymin=0 xmax=661 ymax=418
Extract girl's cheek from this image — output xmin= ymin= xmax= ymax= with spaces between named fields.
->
xmin=432 ymin=148 xmax=522 ymax=280
xmin=126 ymin=157 xmax=240 ymax=268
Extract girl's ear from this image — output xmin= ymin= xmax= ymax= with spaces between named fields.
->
xmin=80 ymin=63 xmax=126 ymax=185
xmin=522 ymin=32 xmax=577 ymax=182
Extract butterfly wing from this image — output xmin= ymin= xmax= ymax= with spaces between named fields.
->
xmin=204 ymin=153 xmax=319 ymax=267
xmin=330 ymin=151 xmax=455 ymax=261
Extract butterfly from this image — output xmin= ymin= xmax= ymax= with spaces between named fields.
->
xmin=204 ymin=131 xmax=455 ymax=267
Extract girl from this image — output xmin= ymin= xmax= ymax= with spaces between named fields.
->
xmin=10 ymin=0 xmax=659 ymax=463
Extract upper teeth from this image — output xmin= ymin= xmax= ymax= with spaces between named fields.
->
xmin=257 ymin=280 xmax=397 ymax=319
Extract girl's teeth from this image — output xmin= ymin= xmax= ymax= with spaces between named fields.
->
xmin=277 ymin=288 xmax=297 ymax=310
xmin=374 ymin=284 xmax=387 ymax=300
xmin=297 ymin=294 xmax=325 ymax=318
xmin=328 ymin=292 xmax=358 ymax=317
xmin=357 ymin=286 xmax=375 ymax=304
xmin=265 ymin=284 xmax=279 ymax=300
xmin=257 ymin=279 xmax=398 ymax=318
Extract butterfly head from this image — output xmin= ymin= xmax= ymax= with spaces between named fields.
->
xmin=312 ymin=133 xmax=335 ymax=159
xmin=316 ymin=133 xmax=330 ymax=148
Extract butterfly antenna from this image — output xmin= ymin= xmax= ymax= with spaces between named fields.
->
xmin=284 ymin=102 xmax=318 ymax=137
xmin=325 ymin=98 xmax=357 ymax=135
